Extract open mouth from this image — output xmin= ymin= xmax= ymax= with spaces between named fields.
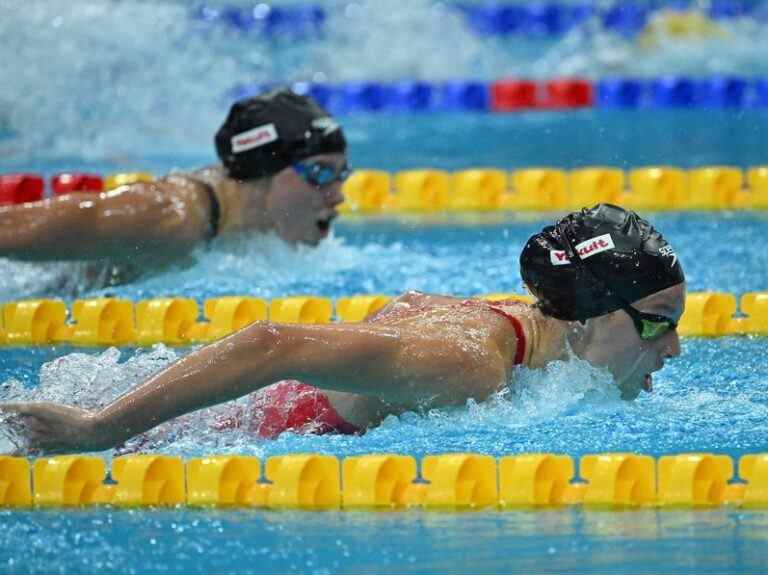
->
xmin=316 ymin=214 xmax=336 ymax=236
xmin=643 ymin=373 xmax=653 ymax=393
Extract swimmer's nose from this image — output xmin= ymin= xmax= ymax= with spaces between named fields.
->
xmin=325 ymin=182 xmax=345 ymax=207
xmin=663 ymin=329 xmax=682 ymax=359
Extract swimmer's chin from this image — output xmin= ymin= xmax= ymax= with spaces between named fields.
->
xmin=617 ymin=375 xmax=652 ymax=401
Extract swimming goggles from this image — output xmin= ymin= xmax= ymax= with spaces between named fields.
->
xmin=621 ymin=303 xmax=678 ymax=341
xmin=293 ymin=161 xmax=351 ymax=188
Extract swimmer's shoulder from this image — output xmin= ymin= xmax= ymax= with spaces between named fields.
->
xmin=160 ymin=166 xmax=227 ymax=238
xmin=161 ymin=166 xmax=226 ymax=196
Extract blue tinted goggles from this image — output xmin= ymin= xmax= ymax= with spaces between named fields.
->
xmin=293 ymin=161 xmax=351 ymax=188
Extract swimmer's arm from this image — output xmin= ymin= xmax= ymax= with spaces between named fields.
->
xmin=1 ymin=321 xmax=501 ymax=453
xmin=0 ymin=182 xmax=211 ymax=261
xmin=93 ymin=321 xmax=499 ymax=446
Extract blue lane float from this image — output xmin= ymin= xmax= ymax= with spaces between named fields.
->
xmin=754 ymin=79 xmax=768 ymax=107
xmin=194 ymin=2 xmax=761 ymax=39
xmin=601 ymin=3 xmax=649 ymax=36
xmin=708 ymin=0 xmax=751 ymax=19
xmin=191 ymin=4 xmax=324 ymax=36
xmin=455 ymin=4 xmax=594 ymax=36
xmin=696 ymin=77 xmax=748 ymax=108
xmin=436 ymin=81 xmax=490 ymax=111
xmin=650 ymin=77 xmax=697 ymax=108
xmin=222 ymin=78 xmax=768 ymax=113
xmin=596 ymin=78 xmax=644 ymax=108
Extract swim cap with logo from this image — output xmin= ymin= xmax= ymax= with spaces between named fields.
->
xmin=520 ymin=204 xmax=684 ymax=321
xmin=215 ymin=88 xmax=346 ymax=180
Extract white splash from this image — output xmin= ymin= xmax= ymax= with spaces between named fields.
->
xmin=117 ymin=230 xmax=365 ymax=298
xmin=0 ymin=340 xmax=624 ymax=456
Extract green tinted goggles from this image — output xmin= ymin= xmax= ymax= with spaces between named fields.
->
xmin=623 ymin=305 xmax=678 ymax=341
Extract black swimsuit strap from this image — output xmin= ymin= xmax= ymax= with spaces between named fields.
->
xmin=195 ymin=179 xmax=221 ymax=238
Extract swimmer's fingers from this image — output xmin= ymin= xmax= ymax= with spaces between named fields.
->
xmin=0 ymin=402 xmax=99 ymax=455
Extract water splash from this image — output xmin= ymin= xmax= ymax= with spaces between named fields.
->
xmin=0 ymin=345 xmax=181 ymax=453
xmin=0 ymin=258 xmax=96 ymax=300
xmin=0 ymin=341 xmax=624 ymax=457
xmin=3 ymin=1 xmax=768 ymax=163
xmin=0 ymin=0 xmax=245 ymax=158
xmin=92 ymin=229 xmax=366 ymax=300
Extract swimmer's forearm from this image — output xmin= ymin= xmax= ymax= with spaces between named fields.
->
xmin=92 ymin=322 xmax=402 ymax=445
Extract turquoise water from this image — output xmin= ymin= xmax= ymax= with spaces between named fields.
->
xmin=2 ymin=1 xmax=768 ymax=573
xmin=2 ymin=508 xmax=768 ymax=575
xmin=3 ymin=110 xmax=768 ymax=174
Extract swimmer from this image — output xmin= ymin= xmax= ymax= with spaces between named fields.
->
xmin=0 ymin=88 xmax=348 ymax=284
xmin=0 ymin=204 xmax=685 ymax=454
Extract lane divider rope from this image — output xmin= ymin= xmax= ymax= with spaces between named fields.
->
xmin=1 ymin=452 xmax=767 ymax=509
xmin=2 ymin=166 xmax=768 ymax=211
xmin=0 ymin=291 xmax=764 ymax=347
xmin=227 ymin=76 xmax=768 ymax=113
xmin=193 ymin=3 xmax=758 ymax=39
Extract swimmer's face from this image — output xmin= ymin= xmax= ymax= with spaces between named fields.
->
xmin=577 ymin=283 xmax=686 ymax=400
xmin=264 ymin=153 xmax=347 ymax=246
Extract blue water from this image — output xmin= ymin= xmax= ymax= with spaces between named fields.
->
xmin=3 ymin=110 xmax=768 ymax=175
xmin=3 ymin=1 xmax=768 ymax=573
xmin=2 ymin=508 xmax=767 ymax=575
xmin=1 ymin=212 xmax=765 ymax=301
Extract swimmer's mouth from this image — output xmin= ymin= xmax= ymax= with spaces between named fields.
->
xmin=316 ymin=213 xmax=336 ymax=235
xmin=643 ymin=374 xmax=653 ymax=393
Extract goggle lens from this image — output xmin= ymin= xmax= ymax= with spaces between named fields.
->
xmin=639 ymin=318 xmax=675 ymax=341
xmin=294 ymin=162 xmax=351 ymax=187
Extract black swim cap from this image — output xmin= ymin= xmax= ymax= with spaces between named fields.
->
xmin=520 ymin=204 xmax=684 ymax=321
xmin=215 ymin=88 xmax=346 ymax=180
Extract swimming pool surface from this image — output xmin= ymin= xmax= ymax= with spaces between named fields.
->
xmin=2 ymin=1 xmax=768 ymax=573
xmin=3 ymin=508 xmax=768 ymax=575
xmin=1 ymin=215 xmax=768 ymax=574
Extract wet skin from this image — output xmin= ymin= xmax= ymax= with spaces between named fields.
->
xmin=0 ymin=153 xmax=347 ymax=266
xmin=261 ymin=153 xmax=347 ymax=246
xmin=569 ymin=283 xmax=685 ymax=400
xmin=0 ymin=284 xmax=686 ymax=454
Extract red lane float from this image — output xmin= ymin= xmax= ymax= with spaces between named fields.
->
xmin=51 ymin=173 xmax=104 ymax=195
xmin=490 ymin=78 xmax=594 ymax=111
xmin=491 ymin=80 xmax=538 ymax=110
xmin=0 ymin=173 xmax=44 ymax=205
xmin=541 ymin=78 xmax=593 ymax=108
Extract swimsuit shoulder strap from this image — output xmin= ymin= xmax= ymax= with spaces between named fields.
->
xmin=461 ymin=299 xmax=527 ymax=365
xmin=182 ymin=172 xmax=221 ymax=238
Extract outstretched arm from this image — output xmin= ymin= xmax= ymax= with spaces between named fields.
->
xmin=1 ymin=319 xmax=502 ymax=454
xmin=0 ymin=179 xmax=211 ymax=261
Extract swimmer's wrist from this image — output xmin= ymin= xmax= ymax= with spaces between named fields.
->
xmin=89 ymin=410 xmax=133 ymax=450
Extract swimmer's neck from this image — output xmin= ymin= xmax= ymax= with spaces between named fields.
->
xmin=524 ymin=307 xmax=571 ymax=368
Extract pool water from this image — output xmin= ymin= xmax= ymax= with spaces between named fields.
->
xmin=3 ymin=508 xmax=768 ymax=575
xmin=3 ymin=0 xmax=768 ymax=573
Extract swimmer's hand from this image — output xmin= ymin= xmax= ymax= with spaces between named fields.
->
xmin=0 ymin=402 xmax=104 ymax=455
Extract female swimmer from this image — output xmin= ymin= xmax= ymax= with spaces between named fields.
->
xmin=1 ymin=204 xmax=685 ymax=454
xmin=0 ymin=89 xmax=348 ymax=283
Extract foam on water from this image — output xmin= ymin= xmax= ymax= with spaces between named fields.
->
xmin=2 ymin=337 xmax=768 ymax=459
xmin=116 ymin=230 xmax=365 ymax=299
xmin=0 ymin=341 xmax=623 ymax=457
xmin=3 ymin=1 xmax=768 ymax=164
xmin=0 ymin=258 xmax=96 ymax=300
